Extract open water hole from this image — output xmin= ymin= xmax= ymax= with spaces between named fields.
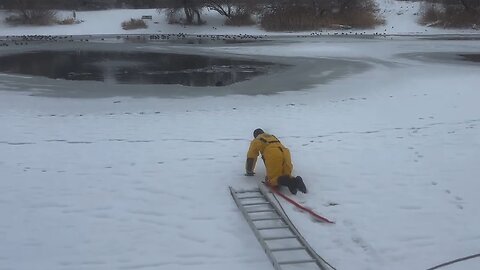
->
xmin=460 ymin=54 xmax=480 ymax=63
xmin=0 ymin=50 xmax=283 ymax=87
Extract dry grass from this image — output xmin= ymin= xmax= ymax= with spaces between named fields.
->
xmin=260 ymin=4 xmax=383 ymax=31
xmin=57 ymin=18 xmax=77 ymax=25
xmin=121 ymin=18 xmax=148 ymax=30
xmin=418 ymin=3 xmax=441 ymax=25
xmin=419 ymin=3 xmax=480 ymax=28
xmin=260 ymin=7 xmax=326 ymax=31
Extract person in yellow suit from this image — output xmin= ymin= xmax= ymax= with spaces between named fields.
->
xmin=245 ymin=128 xmax=307 ymax=194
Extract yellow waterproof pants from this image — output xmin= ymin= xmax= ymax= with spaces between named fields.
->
xmin=264 ymin=146 xmax=293 ymax=186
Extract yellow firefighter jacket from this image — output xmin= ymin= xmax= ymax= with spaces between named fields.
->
xmin=246 ymin=133 xmax=293 ymax=186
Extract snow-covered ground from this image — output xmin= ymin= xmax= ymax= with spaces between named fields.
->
xmin=0 ymin=0 xmax=479 ymax=37
xmin=1 ymin=1 xmax=480 ymax=270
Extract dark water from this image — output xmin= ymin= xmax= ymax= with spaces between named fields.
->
xmin=420 ymin=36 xmax=480 ymax=41
xmin=460 ymin=54 xmax=480 ymax=63
xmin=0 ymin=50 xmax=280 ymax=86
xmin=398 ymin=52 xmax=480 ymax=65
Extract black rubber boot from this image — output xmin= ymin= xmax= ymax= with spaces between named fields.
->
xmin=278 ymin=175 xmax=297 ymax=195
xmin=295 ymin=176 xmax=307 ymax=194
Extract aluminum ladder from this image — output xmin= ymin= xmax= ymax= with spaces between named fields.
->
xmin=229 ymin=184 xmax=330 ymax=270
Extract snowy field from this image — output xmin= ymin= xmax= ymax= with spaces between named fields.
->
xmin=1 ymin=1 xmax=480 ymax=270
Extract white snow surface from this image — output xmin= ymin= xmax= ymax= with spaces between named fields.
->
xmin=1 ymin=1 xmax=480 ymax=270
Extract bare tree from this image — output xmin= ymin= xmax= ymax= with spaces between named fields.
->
xmin=459 ymin=0 xmax=480 ymax=13
xmin=205 ymin=0 xmax=235 ymax=18
xmin=6 ymin=0 xmax=57 ymax=25
xmin=426 ymin=0 xmax=480 ymax=13
xmin=420 ymin=0 xmax=480 ymax=27
xmin=204 ymin=0 xmax=258 ymax=18
xmin=161 ymin=0 xmax=205 ymax=25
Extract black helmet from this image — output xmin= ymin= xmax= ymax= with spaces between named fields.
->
xmin=253 ymin=128 xmax=264 ymax=138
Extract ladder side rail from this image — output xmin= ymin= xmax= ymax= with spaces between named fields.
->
xmin=229 ymin=186 xmax=283 ymax=270
xmin=258 ymin=184 xmax=331 ymax=270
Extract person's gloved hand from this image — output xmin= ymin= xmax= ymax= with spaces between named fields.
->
xmin=245 ymin=171 xmax=255 ymax=176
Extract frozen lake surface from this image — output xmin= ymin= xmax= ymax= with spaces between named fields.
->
xmin=1 ymin=35 xmax=479 ymax=98
xmin=0 ymin=37 xmax=374 ymax=98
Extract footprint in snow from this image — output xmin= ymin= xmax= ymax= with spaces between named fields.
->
xmin=6 ymin=142 xmax=35 ymax=145
xmin=352 ymin=236 xmax=370 ymax=252
xmin=45 ymin=139 xmax=67 ymax=142
xmin=326 ymin=202 xmax=339 ymax=207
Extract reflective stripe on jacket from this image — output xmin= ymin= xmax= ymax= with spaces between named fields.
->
xmin=247 ymin=133 xmax=282 ymax=159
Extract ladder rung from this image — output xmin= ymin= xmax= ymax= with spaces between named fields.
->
xmin=238 ymin=195 xmax=264 ymax=199
xmin=263 ymin=235 xmax=297 ymax=241
xmin=270 ymin=246 xmax=305 ymax=252
xmin=257 ymin=225 xmax=289 ymax=230
xmin=279 ymin=259 xmax=316 ymax=265
xmin=230 ymin=186 xmax=324 ymax=270
xmin=235 ymin=190 xmax=260 ymax=194
xmin=243 ymin=202 xmax=270 ymax=206
xmin=246 ymin=209 xmax=275 ymax=214
xmin=251 ymin=217 xmax=282 ymax=221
